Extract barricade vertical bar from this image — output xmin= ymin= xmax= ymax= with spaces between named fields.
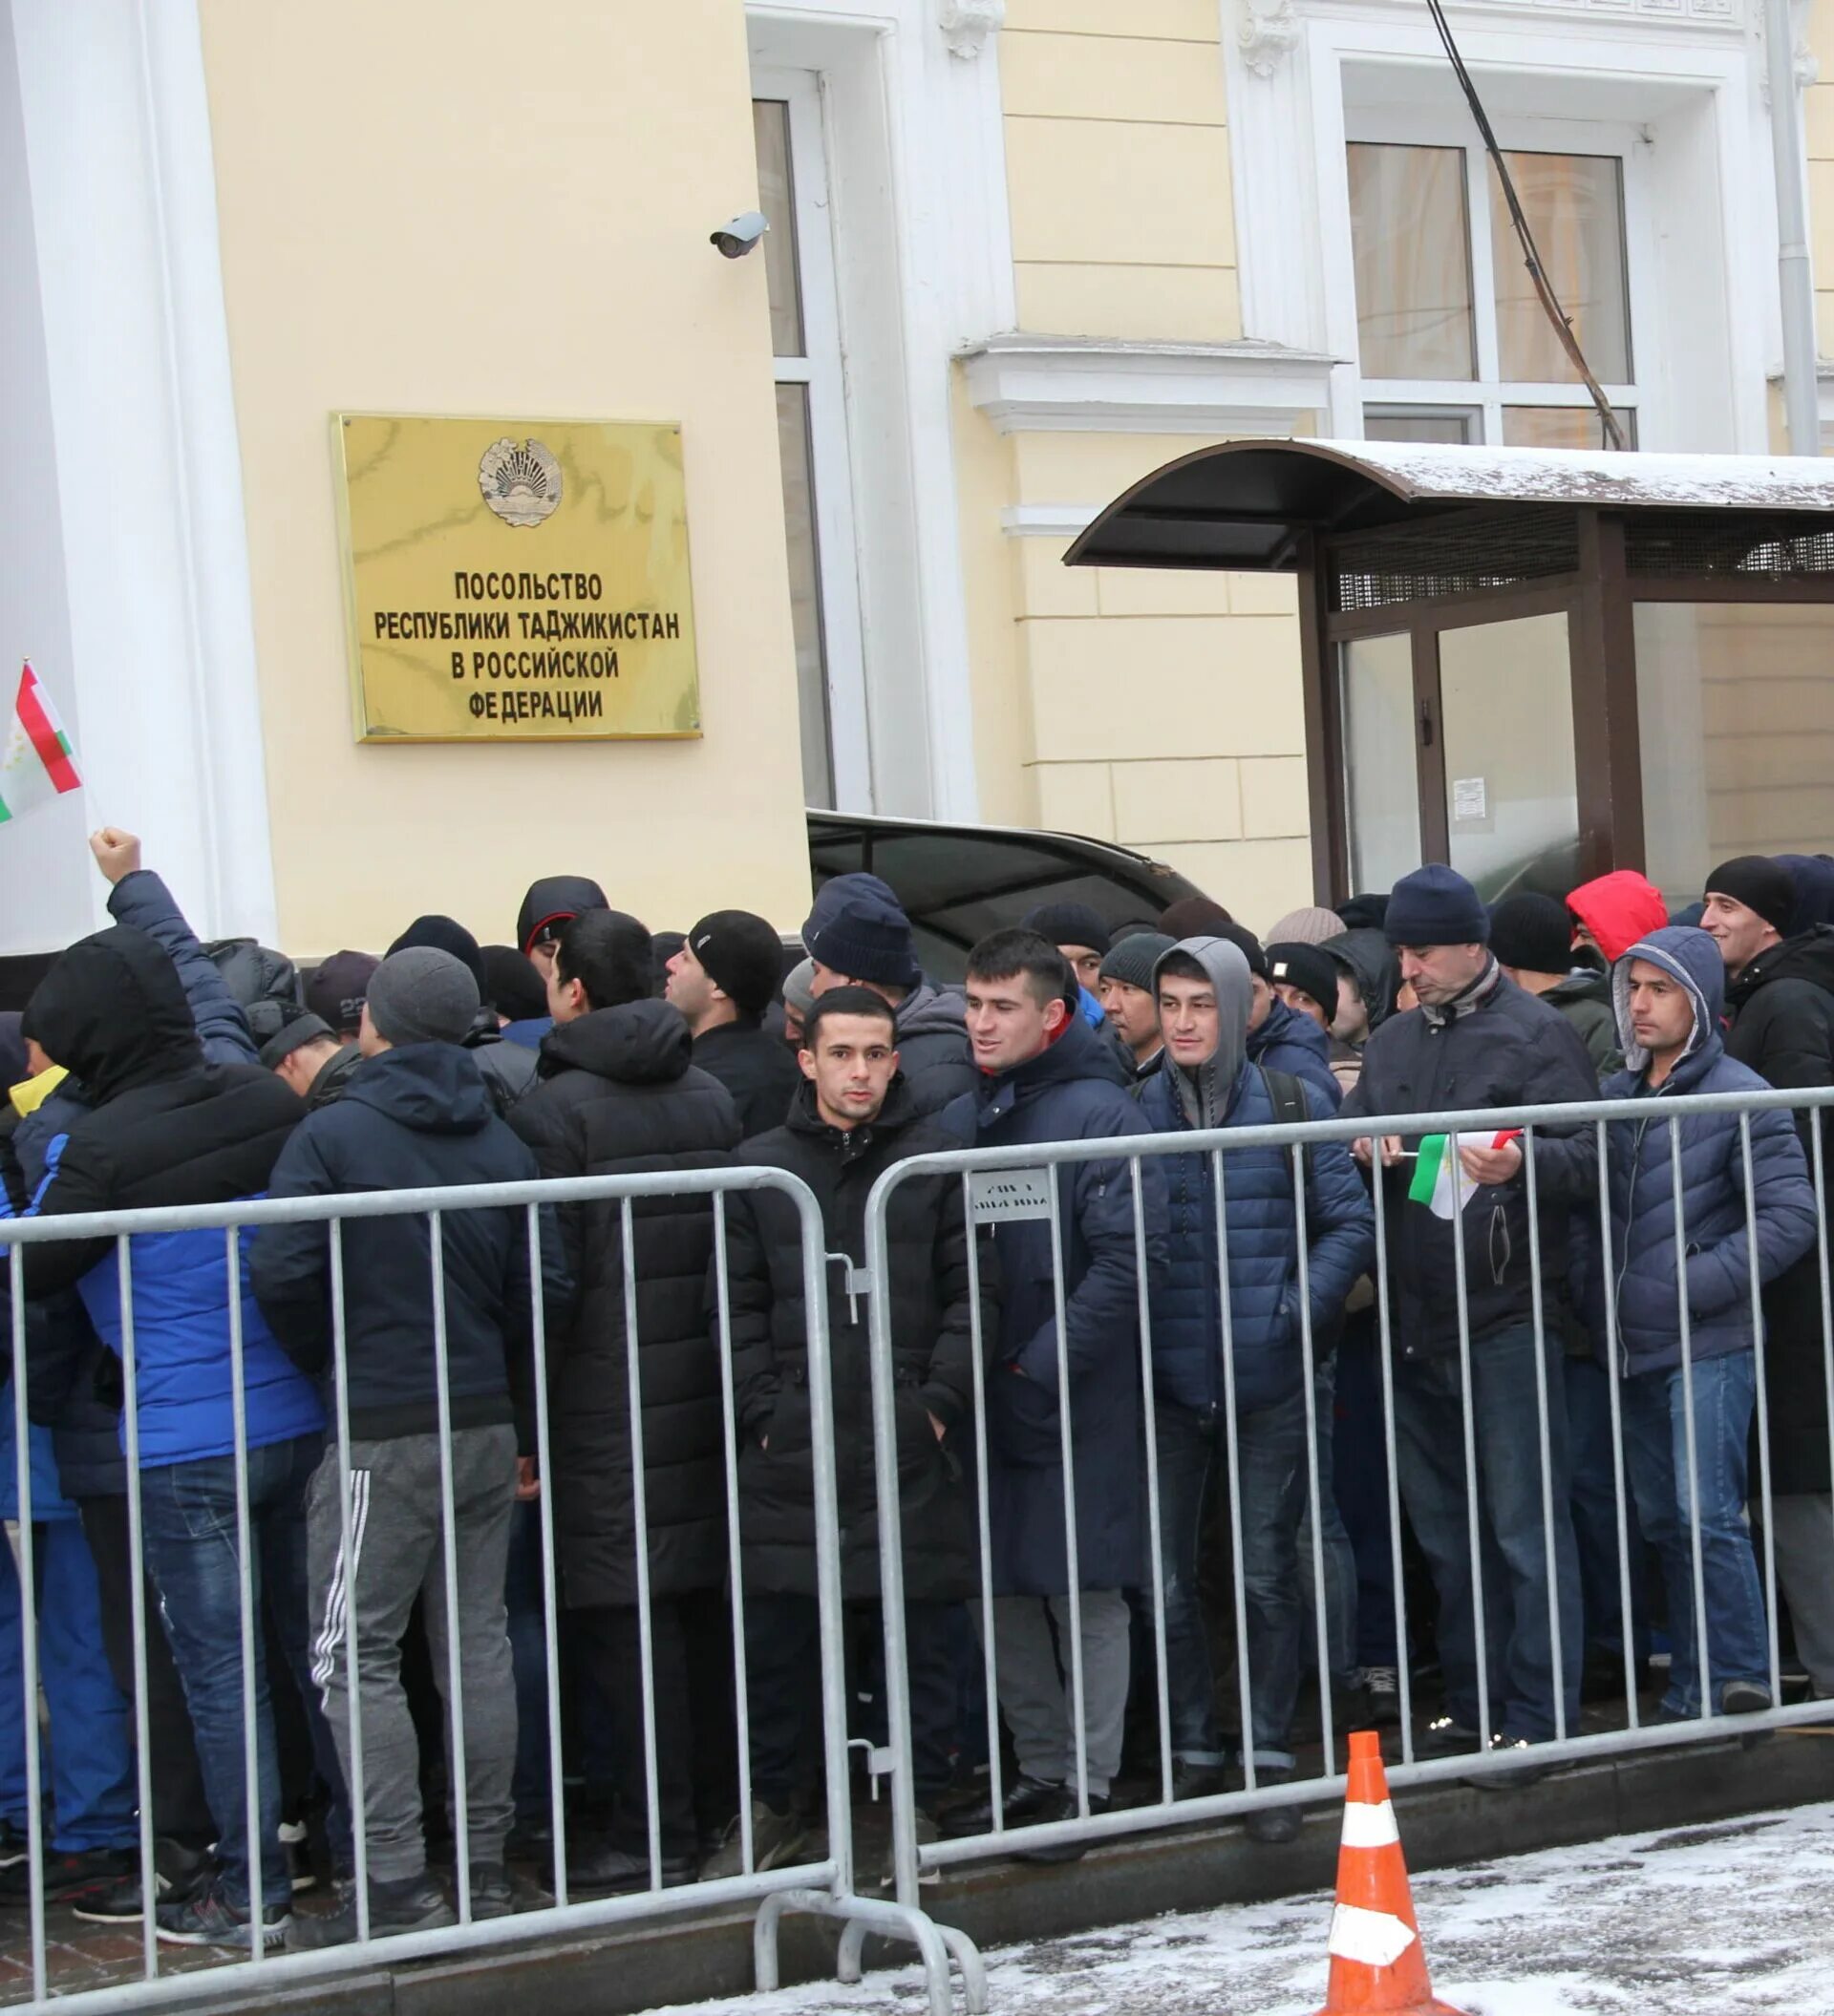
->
xmin=619 ymin=1198 xmax=664 ymax=1888
xmin=1669 ymin=1120 xmax=1712 ymax=1719
xmin=329 ymin=1221 xmax=370 ymax=1941
xmin=1446 ymin=1135 xmax=1492 ymax=1750
xmin=1521 ymin=1127 xmax=1567 ymax=1744
xmin=1290 ymin=1142 xmax=1334 ymax=1778
xmin=117 ymin=1235 xmax=159 ymax=1978
xmin=225 ymin=1224 xmax=264 ymax=1956
xmin=1213 ymin=1148 xmax=1258 ymax=1794
xmin=1739 ymin=1115 xmax=1782 ymax=1703
xmin=864 ymin=1165 xmax=919 ymax=1907
xmin=960 ymin=1172 xmax=1003 ymax=1836
xmin=524 ymin=1201 xmax=567 ymax=1906
xmin=799 ymin=1183 xmax=854 ymax=1899
xmin=429 ymin=1210 xmax=472 ymax=1921
xmin=1045 ymin=1161 xmax=1089 ymax=1816
xmin=11 ymin=1245 xmax=45 ymax=2003
xmin=711 ymin=1195 xmax=753 ymax=1878
xmin=1368 ymin=1146 xmax=1415 ymax=1763
xmin=1813 ymin=1112 xmax=1834 ymax=1587
xmin=1594 ymin=1121 xmax=1640 ymax=1730
xmin=1132 ymin=1158 xmax=1173 ymax=1808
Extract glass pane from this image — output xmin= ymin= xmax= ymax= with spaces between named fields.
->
xmin=1634 ymin=603 xmax=1834 ymax=906
xmin=776 ymin=385 xmax=834 ymax=807
xmin=753 ymin=99 xmax=803 ymax=357
xmin=1341 ymin=634 xmax=1422 ymax=895
xmin=1364 ymin=411 xmax=1476 ymax=445
xmin=1490 ymin=152 xmax=1631 ymax=385
xmin=1348 ymin=142 xmax=1477 ymax=381
xmin=1439 ymin=612 xmax=1579 ymax=902
xmin=1503 ymin=405 xmax=1636 ymax=451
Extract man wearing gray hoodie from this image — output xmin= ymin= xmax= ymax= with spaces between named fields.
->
xmin=1136 ymin=938 xmax=1373 ymax=1837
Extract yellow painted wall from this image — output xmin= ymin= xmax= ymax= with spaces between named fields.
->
xmin=197 ymin=1 xmax=811 ymax=958
xmin=1001 ymin=0 xmax=1240 ymax=343
xmin=957 ymin=4 xmax=1317 ymax=932
xmin=1809 ymin=0 xmax=1834 ymax=360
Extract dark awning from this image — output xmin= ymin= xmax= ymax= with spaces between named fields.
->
xmin=1065 ymin=438 xmax=1834 ymax=572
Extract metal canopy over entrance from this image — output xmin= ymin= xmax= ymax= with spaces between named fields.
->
xmin=1067 ymin=441 xmax=1834 ymax=909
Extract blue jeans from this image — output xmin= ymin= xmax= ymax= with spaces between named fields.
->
xmin=139 ymin=1433 xmax=331 ymax=1911
xmin=1619 ymin=1351 xmax=1769 ymax=1718
xmin=0 ymin=1520 xmax=138 ymax=1852
xmin=1155 ymin=1390 xmax=1308 ymax=1769
xmin=1566 ymin=1354 xmax=1651 ymax=1667
xmin=1393 ymin=1326 xmax=1583 ymax=1743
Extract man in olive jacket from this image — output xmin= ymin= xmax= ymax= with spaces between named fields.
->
xmin=707 ymin=987 xmax=991 ymax=1879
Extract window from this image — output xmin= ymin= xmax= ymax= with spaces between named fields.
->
xmin=753 ymin=81 xmax=868 ymax=810
xmin=1348 ymin=138 xmax=1638 ymax=450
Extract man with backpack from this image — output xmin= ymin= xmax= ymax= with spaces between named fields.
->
xmin=1138 ymin=937 xmax=1373 ymax=1838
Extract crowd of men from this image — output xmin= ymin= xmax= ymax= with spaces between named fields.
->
xmin=3 ymin=826 xmax=1832 ymax=1950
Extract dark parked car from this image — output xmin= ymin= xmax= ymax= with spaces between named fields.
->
xmin=807 ymin=810 xmax=1201 ymax=983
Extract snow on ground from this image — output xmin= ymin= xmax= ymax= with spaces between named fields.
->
xmin=646 ymin=1800 xmax=1834 ymax=2016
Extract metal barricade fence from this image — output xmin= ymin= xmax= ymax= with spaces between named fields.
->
xmin=0 ymin=1167 xmax=981 ymax=2016
xmin=859 ymin=1082 xmax=1834 ymax=1888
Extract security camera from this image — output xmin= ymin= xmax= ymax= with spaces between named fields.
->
xmin=711 ymin=210 xmax=769 ymax=259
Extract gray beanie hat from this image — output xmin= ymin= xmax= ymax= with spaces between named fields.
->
xmin=365 ymin=946 xmax=480 ymax=1048
xmin=1099 ymin=931 xmax=1175 ymax=993
xmin=781 ymin=955 xmax=818 ymax=1020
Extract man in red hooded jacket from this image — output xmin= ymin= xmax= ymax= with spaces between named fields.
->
xmin=1567 ymin=871 xmax=1670 ymax=966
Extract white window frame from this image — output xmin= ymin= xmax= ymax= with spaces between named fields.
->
xmin=1343 ymin=106 xmax=1659 ymax=449
xmin=757 ymin=67 xmax=873 ymax=811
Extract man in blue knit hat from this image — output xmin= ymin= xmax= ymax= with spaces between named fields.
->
xmin=802 ymin=874 xmax=974 ymax=1115
xmin=1342 ymin=864 xmax=1595 ymax=1766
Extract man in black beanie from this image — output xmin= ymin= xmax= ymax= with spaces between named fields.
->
xmin=1488 ymin=893 xmax=1619 ymax=1081
xmin=1343 ymin=863 xmax=1594 ymax=1763
xmin=1022 ymin=902 xmax=1112 ymax=1000
xmin=1704 ymin=854 xmax=1834 ymax=1706
xmin=665 ymin=910 xmax=800 ymax=1135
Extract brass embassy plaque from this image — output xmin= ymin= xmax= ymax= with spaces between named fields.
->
xmin=333 ymin=414 xmax=702 ymax=742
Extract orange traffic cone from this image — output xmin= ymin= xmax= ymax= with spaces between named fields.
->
xmin=1312 ymin=1730 xmax=1468 ymax=2015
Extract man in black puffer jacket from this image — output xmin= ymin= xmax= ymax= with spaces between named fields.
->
xmin=509 ymin=909 xmax=740 ymax=1895
xmin=1343 ymin=865 xmax=1594 ymax=1757
xmin=1704 ymin=856 xmax=1834 ymax=1700
xmin=705 ymin=987 xmax=989 ymax=1882
xmin=251 ymin=947 xmax=566 ymax=1946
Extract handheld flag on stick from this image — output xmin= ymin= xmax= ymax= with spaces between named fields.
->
xmin=1407 ymin=1130 xmax=1520 ymax=1220
xmin=0 ymin=663 xmax=81 ymax=827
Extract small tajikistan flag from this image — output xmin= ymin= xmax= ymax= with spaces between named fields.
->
xmin=1407 ymin=1131 xmax=1517 ymax=1220
xmin=0 ymin=663 xmax=80 ymax=826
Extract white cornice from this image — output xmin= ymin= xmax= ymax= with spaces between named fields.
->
xmin=959 ymin=333 xmax=1337 ymax=435
xmin=999 ymin=503 xmax=1098 ymax=539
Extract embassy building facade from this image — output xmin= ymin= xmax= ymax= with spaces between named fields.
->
xmin=6 ymin=0 xmax=1834 ymax=961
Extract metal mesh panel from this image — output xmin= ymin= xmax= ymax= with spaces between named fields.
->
xmin=1624 ymin=512 xmax=1834 ymax=581
xmin=1328 ymin=507 xmax=1578 ymax=613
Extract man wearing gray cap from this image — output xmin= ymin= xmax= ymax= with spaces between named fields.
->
xmin=252 ymin=946 xmax=568 ymax=1945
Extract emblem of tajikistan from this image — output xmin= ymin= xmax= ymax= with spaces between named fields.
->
xmin=479 ymin=437 xmax=562 ymax=528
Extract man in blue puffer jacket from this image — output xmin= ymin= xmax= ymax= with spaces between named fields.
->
xmin=1138 ymin=937 xmax=1372 ymax=1838
xmin=15 ymin=917 xmax=323 ymax=1951
xmin=1591 ymin=925 xmax=1818 ymax=1723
